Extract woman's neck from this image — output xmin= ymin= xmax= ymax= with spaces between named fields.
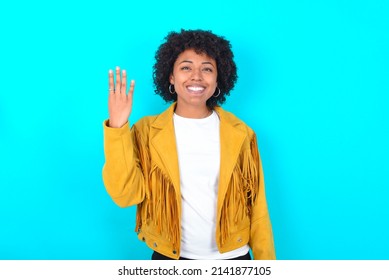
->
xmin=174 ymin=104 xmax=212 ymax=119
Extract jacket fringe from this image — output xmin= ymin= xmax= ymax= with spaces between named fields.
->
xmin=133 ymin=128 xmax=150 ymax=232
xmin=220 ymin=135 xmax=260 ymax=246
xmin=133 ymin=127 xmax=179 ymax=249
xmin=149 ymin=165 xmax=179 ymax=248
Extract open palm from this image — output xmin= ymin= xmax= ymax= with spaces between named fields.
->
xmin=108 ymin=66 xmax=135 ymax=128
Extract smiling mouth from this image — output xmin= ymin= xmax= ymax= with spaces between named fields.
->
xmin=187 ymin=86 xmax=206 ymax=94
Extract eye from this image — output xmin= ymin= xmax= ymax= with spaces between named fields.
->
xmin=203 ymin=67 xmax=213 ymax=72
xmin=180 ymin=66 xmax=190 ymax=71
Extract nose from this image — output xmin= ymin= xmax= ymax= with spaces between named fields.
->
xmin=191 ymin=68 xmax=203 ymax=81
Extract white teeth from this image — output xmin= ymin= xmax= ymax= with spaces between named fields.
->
xmin=187 ymin=86 xmax=205 ymax=92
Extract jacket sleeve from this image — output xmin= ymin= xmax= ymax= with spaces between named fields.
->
xmin=102 ymin=120 xmax=146 ymax=207
xmin=249 ymin=134 xmax=276 ymax=259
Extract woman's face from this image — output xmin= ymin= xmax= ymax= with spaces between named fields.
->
xmin=170 ymin=49 xmax=218 ymax=110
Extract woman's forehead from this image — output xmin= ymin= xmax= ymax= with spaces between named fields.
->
xmin=175 ymin=49 xmax=216 ymax=63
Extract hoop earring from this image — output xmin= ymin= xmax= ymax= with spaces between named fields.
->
xmin=213 ymin=87 xmax=221 ymax=98
xmin=169 ymin=84 xmax=175 ymax=94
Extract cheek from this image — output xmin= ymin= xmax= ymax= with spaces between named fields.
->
xmin=212 ymin=73 xmax=218 ymax=84
xmin=211 ymin=76 xmax=218 ymax=86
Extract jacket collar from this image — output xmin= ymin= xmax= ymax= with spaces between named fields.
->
xmin=150 ymin=104 xmax=180 ymax=195
xmin=149 ymin=103 xmax=247 ymax=199
xmin=214 ymin=106 xmax=247 ymax=206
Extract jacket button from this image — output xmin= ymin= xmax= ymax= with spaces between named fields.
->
xmin=237 ymin=238 xmax=242 ymax=242
xmin=153 ymin=242 xmax=158 ymax=247
xmin=172 ymin=250 xmax=177 ymax=254
xmin=142 ymin=237 xmax=146 ymax=242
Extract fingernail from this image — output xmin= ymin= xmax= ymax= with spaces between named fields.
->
xmin=109 ymin=70 xmax=113 ymax=74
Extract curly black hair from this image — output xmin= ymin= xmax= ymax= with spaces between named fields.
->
xmin=153 ymin=29 xmax=238 ymax=108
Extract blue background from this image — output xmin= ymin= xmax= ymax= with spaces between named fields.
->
xmin=0 ymin=0 xmax=388 ymax=260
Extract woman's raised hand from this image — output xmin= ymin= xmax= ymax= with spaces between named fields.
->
xmin=108 ymin=66 xmax=135 ymax=128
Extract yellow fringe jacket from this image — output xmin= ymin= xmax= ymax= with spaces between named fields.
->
xmin=102 ymin=103 xmax=276 ymax=259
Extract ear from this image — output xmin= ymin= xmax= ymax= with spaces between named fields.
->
xmin=169 ymin=74 xmax=174 ymax=84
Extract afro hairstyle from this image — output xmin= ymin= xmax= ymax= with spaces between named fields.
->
xmin=153 ymin=29 xmax=238 ymax=108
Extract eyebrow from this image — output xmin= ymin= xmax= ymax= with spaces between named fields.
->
xmin=179 ymin=60 xmax=215 ymax=66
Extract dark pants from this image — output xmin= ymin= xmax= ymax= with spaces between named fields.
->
xmin=152 ymin=251 xmax=252 ymax=260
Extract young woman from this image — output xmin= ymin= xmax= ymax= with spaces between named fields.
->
xmin=103 ymin=29 xmax=275 ymax=260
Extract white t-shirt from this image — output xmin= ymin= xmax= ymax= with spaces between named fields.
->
xmin=173 ymin=111 xmax=249 ymax=259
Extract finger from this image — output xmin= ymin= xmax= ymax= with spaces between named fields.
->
xmin=108 ymin=70 xmax=114 ymax=94
xmin=115 ymin=66 xmax=121 ymax=94
xmin=121 ymin=70 xmax=127 ymax=96
xmin=128 ymin=80 xmax=135 ymax=97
